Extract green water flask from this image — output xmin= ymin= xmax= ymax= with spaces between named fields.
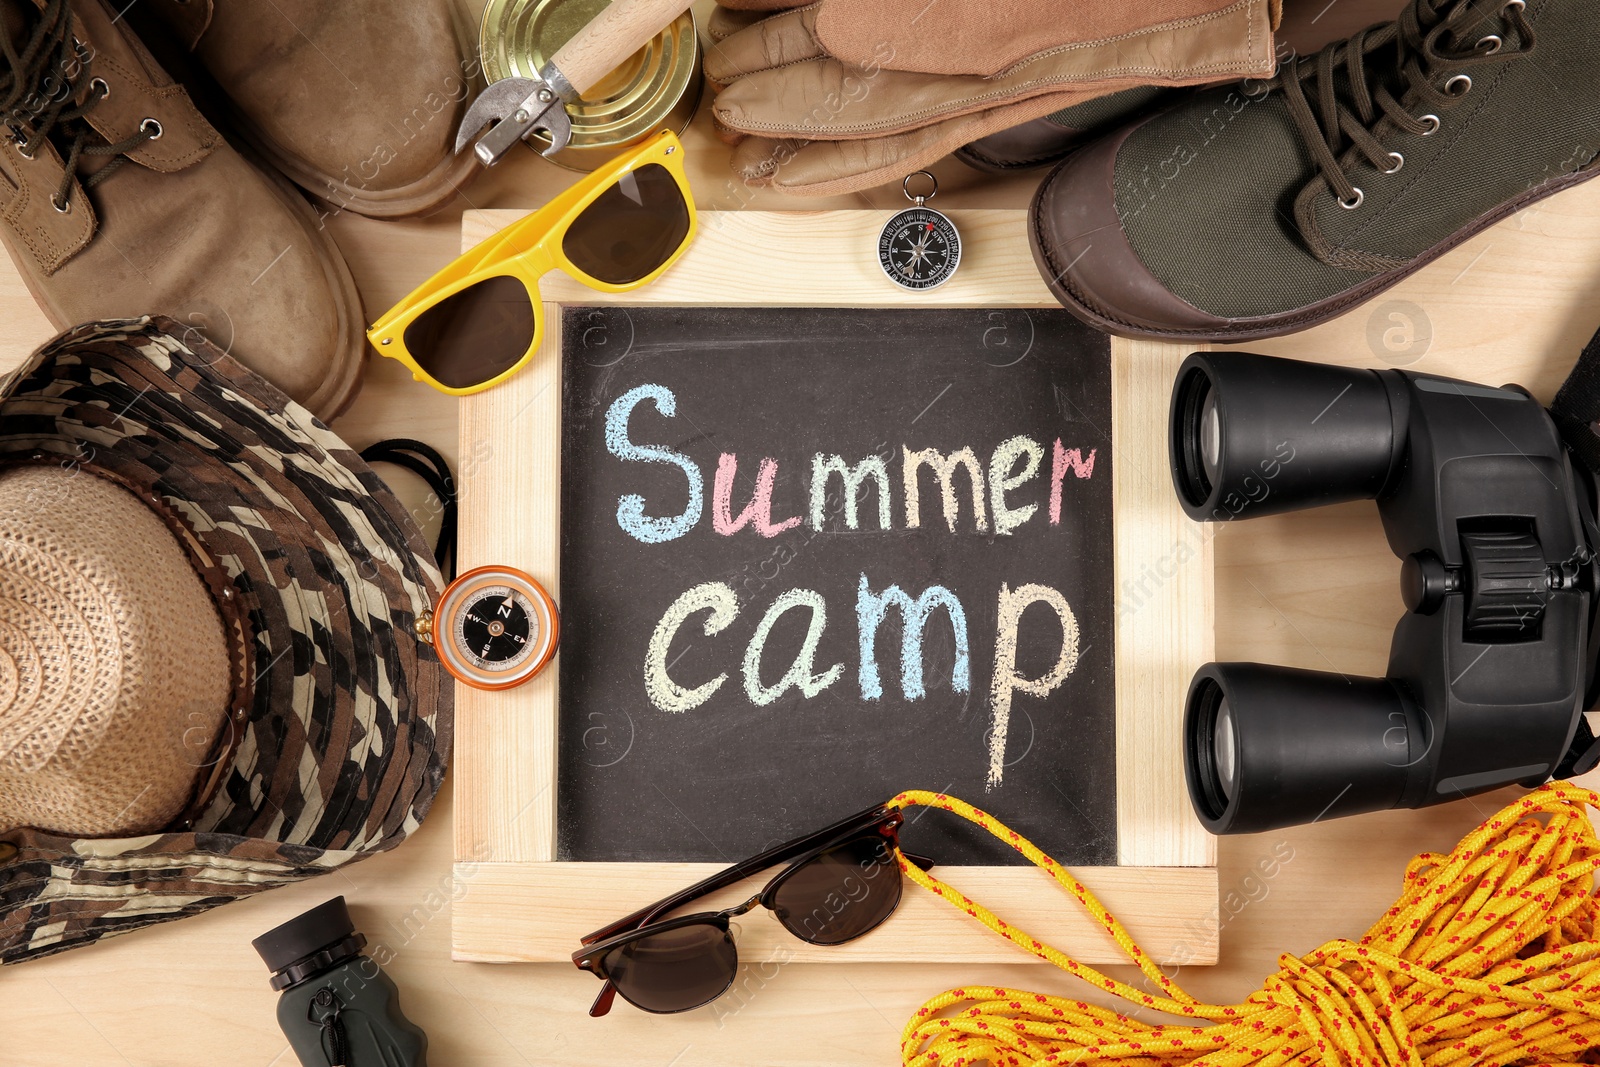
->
xmin=253 ymin=897 xmax=429 ymax=1067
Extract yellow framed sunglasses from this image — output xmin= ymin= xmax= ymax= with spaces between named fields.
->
xmin=367 ymin=129 xmax=695 ymax=396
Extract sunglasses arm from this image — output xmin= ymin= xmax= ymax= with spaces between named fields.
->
xmin=901 ymin=851 xmax=936 ymax=872
xmin=588 ymin=982 xmax=620 ymax=1018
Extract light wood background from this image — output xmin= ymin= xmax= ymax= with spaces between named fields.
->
xmin=15 ymin=0 xmax=1600 ymax=1065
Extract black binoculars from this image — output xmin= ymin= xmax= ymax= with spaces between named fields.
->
xmin=1171 ymin=351 xmax=1600 ymax=835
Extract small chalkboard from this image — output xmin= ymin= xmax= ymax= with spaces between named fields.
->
xmin=451 ymin=209 xmax=1216 ymax=969
xmin=558 ymin=307 xmax=1115 ymax=867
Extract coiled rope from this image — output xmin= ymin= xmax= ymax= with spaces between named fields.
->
xmin=889 ymin=782 xmax=1600 ymax=1067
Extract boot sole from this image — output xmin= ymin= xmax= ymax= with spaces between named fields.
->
xmin=224 ymin=100 xmax=484 ymax=221
xmin=214 ymin=2 xmax=484 ymax=221
xmin=1030 ymin=154 xmax=1600 ymax=344
xmin=954 ymin=141 xmax=1073 ymax=174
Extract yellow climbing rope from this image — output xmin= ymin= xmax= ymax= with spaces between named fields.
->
xmin=889 ymin=782 xmax=1600 ymax=1067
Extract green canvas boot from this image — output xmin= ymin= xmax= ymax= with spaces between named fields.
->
xmin=1031 ymin=0 xmax=1600 ymax=342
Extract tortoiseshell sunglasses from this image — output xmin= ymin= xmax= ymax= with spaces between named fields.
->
xmin=572 ymin=803 xmax=934 ymax=1016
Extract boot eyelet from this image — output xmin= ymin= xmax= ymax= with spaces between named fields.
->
xmin=1418 ymin=114 xmax=1441 ymax=135
xmin=1504 ymin=0 xmax=1525 ymax=10
xmin=1476 ymin=35 xmax=1503 ymax=54
xmin=90 ymin=77 xmax=109 ymax=99
xmin=1381 ymin=152 xmax=1405 ymax=175
xmin=12 ymin=134 xmax=33 ymax=160
xmin=1339 ymin=188 xmax=1365 ymax=210
xmin=50 ymin=194 xmax=70 ymax=213
xmin=1446 ymin=75 xmax=1473 ymax=96
xmin=139 ymin=118 xmax=163 ymax=139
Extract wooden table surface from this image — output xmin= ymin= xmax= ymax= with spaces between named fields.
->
xmin=14 ymin=1 xmax=1600 ymax=1064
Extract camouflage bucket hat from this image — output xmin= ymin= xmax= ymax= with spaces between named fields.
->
xmin=0 ymin=317 xmax=452 ymax=965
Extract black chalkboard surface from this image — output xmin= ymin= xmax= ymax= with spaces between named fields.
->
xmin=557 ymin=307 xmax=1115 ymax=866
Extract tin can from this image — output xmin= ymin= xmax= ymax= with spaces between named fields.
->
xmin=479 ymin=0 xmax=702 ymax=172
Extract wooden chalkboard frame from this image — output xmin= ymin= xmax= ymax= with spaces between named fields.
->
xmin=453 ymin=209 xmax=1217 ymax=967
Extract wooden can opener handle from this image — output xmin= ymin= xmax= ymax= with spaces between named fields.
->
xmin=550 ymin=0 xmax=696 ymax=98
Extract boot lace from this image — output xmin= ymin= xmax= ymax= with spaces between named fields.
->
xmin=1269 ymin=0 xmax=1536 ymax=214
xmin=0 ymin=0 xmax=160 ymax=213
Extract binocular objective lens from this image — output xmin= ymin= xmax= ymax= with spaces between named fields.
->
xmin=1213 ymin=698 xmax=1236 ymax=801
xmin=1200 ymin=389 xmax=1221 ymax=487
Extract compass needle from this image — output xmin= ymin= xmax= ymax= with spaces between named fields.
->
xmin=878 ymin=171 xmax=961 ymax=292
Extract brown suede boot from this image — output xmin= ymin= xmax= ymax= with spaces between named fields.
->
xmin=0 ymin=0 xmax=365 ymax=422
xmin=134 ymin=0 xmax=480 ymax=219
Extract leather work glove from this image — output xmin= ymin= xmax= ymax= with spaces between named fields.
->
xmin=705 ymin=0 xmax=1283 ymax=197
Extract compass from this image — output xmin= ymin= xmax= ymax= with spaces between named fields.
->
xmin=421 ymin=565 xmax=559 ymax=690
xmin=878 ymin=171 xmax=961 ymax=291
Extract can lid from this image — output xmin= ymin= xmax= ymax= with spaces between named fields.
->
xmin=252 ymin=896 xmax=357 ymax=977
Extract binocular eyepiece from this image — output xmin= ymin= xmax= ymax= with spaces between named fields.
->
xmin=1171 ymin=352 xmax=1600 ymax=835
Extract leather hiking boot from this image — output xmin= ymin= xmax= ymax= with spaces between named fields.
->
xmin=132 ymin=0 xmax=480 ymax=219
xmin=0 ymin=0 xmax=365 ymax=422
xmin=956 ymin=86 xmax=1174 ymax=174
xmin=1031 ymin=0 xmax=1600 ymax=342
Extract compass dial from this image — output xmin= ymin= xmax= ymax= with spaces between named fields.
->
xmin=878 ymin=207 xmax=961 ymax=291
xmin=455 ymin=585 xmax=537 ymax=672
xmin=431 ymin=566 xmax=559 ymax=690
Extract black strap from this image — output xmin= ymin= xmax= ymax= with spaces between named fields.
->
xmin=1554 ymin=716 xmax=1600 ymax=780
xmin=1550 ymin=324 xmax=1600 ymax=474
xmin=360 ymin=439 xmax=457 ymax=581
xmin=309 ymin=988 xmax=350 ymax=1067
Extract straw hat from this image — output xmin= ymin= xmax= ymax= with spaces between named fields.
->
xmin=0 ymin=318 xmax=452 ymax=964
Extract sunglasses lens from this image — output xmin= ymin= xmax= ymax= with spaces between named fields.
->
xmin=563 ymin=163 xmax=690 ymax=286
xmin=771 ymin=834 xmax=903 ymax=946
xmin=602 ymin=921 xmax=738 ymax=1014
xmin=401 ymin=274 xmax=535 ymax=390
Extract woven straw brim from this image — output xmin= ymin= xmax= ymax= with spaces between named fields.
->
xmin=0 ymin=318 xmax=452 ymax=964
